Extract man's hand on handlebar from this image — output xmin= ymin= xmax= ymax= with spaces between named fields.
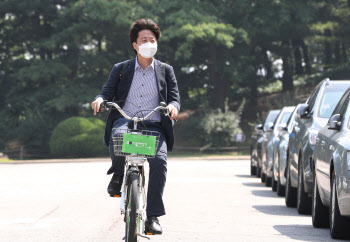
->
xmin=167 ymin=104 xmax=178 ymax=121
xmin=91 ymin=99 xmax=177 ymax=120
xmin=91 ymin=97 xmax=104 ymax=115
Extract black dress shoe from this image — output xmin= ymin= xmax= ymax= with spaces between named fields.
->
xmin=107 ymin=173 xmax=123 ymax=197
xmin=144 ymin=216 xmax=162 ymax=235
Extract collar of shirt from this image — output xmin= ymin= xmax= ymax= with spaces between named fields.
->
xmin=135 ymin=57 xmax=155 ymax=71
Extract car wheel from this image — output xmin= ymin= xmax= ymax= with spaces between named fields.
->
xmin=265 ymin=176 xmax=272 ymax=187
xmin=272 ymin=177 xmax=277 ymax=191
xmin=261 ymin=164 xmax=266 ymax=182
xmin=272 ymin=166 xmax=277 ymax=192
xmin=312 ymin=173 xmax=329 ymax=228
xmin=250 ymin=157 xmax=257 ymax=176
xmin=256 ymin=160 xmax=261 ymax=178
xmin=330 ymin=170 xmax=350 ymax=239
xmin=285 ymin=160 xmax=297 ymax=207
xmin=277 ymin=165 xmax=285 ymax=197
xmin=297 ymin=156 xmax=312 ymax=215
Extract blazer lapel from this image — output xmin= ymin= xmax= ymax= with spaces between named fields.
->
xmin=118 ymin=58 xmax=136 ymax=106
xmin=154 ymin=59 xmax=166 ymax=101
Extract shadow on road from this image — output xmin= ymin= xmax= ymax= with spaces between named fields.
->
xmin=242 ymin=182 xmax=265 ymax=187
xmin=235 ymin=174 xmax=256 ymax=178
xmin=273 ymin=225 xmax=337 ymax=241
xmin=253 ymin=205 xmax=309 ymax=217
xmin=251 ymin=190 xmax=280 ymax=198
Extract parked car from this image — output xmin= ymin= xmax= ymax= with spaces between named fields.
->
xmin=312 ymin=87 xmax=350 ymax=239
xmin=262 ymin=107 xmax=294 ymax=186
xmin=251 ymin=110 xmax=280 ymax=178
xmin=285 ymin=78 xmax=350 ymax=215
xmin=273 ymin=104 xmax=302 ymax=196
xmin=271 ymin=106 xmax=295 ymax=190
xmin=250 ymin=125 xmax=262 ymax=176
xmin=257 ymin=110 xmax=281 ymax=182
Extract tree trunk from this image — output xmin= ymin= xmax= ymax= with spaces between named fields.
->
xmin=250 ymin=81 xmax=258 ymax=108
xmin=262 ymin=47 xmax=273 ymax=80
xmin=68 ymin=44 xmax=80 ymax=79
xmin=341 ymin=40 xmax=347 ymax=63
xmin=292 ymin=39 xmax=303 ymax=75
xmin=324 ymin=29 xmax=332 ymax=68
xmin=244 ymin=80 xmax=258 ymax=122
xmin=281 ymin=40 xmax=294 ymax=92
xmin=209 ymin=41 xmax=225 ymax=111
xmin=299 ymin=39 xmax=311 ymax=74
xmin=334 ymin=41 xmax=341 ymax=64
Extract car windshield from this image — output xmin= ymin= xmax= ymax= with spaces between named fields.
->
xmin=287 ymin=108 xmax=298 ymax=131
xmin=318 ymin=90 xmax=346 ymax=118
xmin=281 ymin=111 xmax=292 ymax=124
xmin=264 ymin=111 xmax=279 ymax=130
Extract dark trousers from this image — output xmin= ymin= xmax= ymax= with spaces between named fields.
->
xmin=108 ymin=118 xmax=167 ymax=217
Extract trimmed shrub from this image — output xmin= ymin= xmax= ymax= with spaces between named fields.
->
xmin=49 ymin=117 xmax=108 ymax=157
xmin=176 ymin=100 xmax=244 ymax=148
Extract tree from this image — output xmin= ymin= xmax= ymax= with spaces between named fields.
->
xmin=155 ymin=0 xmax=247 ymax=111
xmin=0 ymin=0 xmax=141 ymax=152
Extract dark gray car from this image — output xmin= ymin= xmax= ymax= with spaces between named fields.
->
xmin=251 ymin=110 xmax=280 ymax=178
xmin=312 ymin=87 xmax=350 ymax=239
xmin=285 ymin=79 xmax=350 ymax=215
xmin=257 ymin=110 xmax=281 ymax=182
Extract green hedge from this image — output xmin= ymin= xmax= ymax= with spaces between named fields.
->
xmin=49 ymin=117 xmax=108 ymax=157
xmin=176 ymin=101 xmax=244 ymax=148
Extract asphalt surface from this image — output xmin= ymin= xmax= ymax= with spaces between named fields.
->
xmin=0 ymin=158 xmax=340 ymax=242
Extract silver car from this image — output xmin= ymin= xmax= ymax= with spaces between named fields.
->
xmin=265 ymin=106 xmax=294 ymax=188
xmin=286 ymin=79 xmax=350 ymax=215
xmin=258 ymin=110 xmax=281 ymax=182
xmin=273 ymin=104 xmax=303 ymax=196
xmin=271 ymin=106 xmax=296 ymax=192
xmin=312 ymin=87 xmax=350 ymax=239
xmin=251 ymin=110 xmax=280 ymax=178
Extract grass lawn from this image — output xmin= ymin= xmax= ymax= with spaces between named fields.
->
xmin=0 ymin=158 xmax=12 ymax=162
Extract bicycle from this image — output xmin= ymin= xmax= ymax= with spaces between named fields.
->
xmin=101 ymin=101 xmax=169 ymax=242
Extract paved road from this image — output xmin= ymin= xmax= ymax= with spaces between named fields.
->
xmin=0 ymin=159 xmax=339 ymax=242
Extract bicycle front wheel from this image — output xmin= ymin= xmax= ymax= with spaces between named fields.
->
xmin=125 ymin=172 xmax=139 ymax=242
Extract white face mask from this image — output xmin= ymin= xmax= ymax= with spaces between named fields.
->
xmin=137 ymin=42 xmax=157 ymax=59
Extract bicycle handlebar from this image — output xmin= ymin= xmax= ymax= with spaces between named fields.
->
xmin=101 ymin=101 xmax=169 ymax=122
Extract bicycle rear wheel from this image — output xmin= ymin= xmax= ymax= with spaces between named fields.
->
xmin=125 ymin=173 xmax=139 ymax=242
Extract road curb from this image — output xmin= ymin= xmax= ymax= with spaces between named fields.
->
xmin=0 ymin=156 xmax=250 ymax=164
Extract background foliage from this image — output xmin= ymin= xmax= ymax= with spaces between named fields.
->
xmin=1 ymin=0 xmax=350 ymax=156
xmin=49 ymin=117 xmax=107 ymax=157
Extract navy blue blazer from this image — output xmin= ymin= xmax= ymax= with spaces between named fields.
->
xmin=97 ymin=58 xmax=181 ymax=151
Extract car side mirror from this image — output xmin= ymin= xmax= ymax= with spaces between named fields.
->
xmin=277 ymin=123 xmax=287 ymax=132
xmin=255 ymin=124 xmax=263 ymax=131
xmin=266 ymin=122 xmax=274 ymax=132
xmin=297 ymin=104 xmax=310 ymax=119
xmin=328 ymin=114 xmax=341 ymax=130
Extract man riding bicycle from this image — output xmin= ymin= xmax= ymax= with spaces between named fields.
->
xmin=91 ymin=18 xmax=180 ymax=235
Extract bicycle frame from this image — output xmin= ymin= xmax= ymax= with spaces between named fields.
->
xmin=102 ymin=101 xmax=168 ymax=240
xmin=120 ymin=156 xmax=149 ymax=239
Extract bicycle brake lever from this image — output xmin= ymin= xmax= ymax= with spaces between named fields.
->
xmin=165 ymin=109 xmax=170 ymax=117
xmin=99 ymin=101 xmax=109 ymax=113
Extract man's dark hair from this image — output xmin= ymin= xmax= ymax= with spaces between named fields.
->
xmin=129 ymin=19 xmax=161 ymax=54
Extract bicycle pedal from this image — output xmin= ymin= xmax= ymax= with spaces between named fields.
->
xmin=109 ymin=194 xmax=121 ymax=197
